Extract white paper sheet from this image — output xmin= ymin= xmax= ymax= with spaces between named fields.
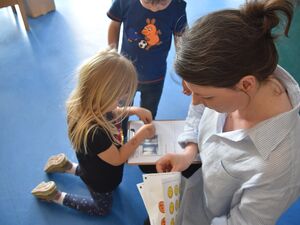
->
xmin=128 ymin=120 xmax=198 ymax=164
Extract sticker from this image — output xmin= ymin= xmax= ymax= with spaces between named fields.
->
xmin=159 ymin=201 xmax=165 ymax=213
xmin=170 ymin=217 xmax=175 ymax=225
xmin=167 ymin=186 xmax=173 ymax=199
xmin=169 ymin=202 xmax=174 ymax=214
xmin=175 ymin=199 xmax=180 ymax=211
xmin=174 ymin=184 xmax=179 ymax=196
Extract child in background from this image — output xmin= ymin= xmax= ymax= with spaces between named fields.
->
xmin=31 ymin=49 xmax=155 ymax=216
xmin=107 ymin=0 xmax=187 ymax=173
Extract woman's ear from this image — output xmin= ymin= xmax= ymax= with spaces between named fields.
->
xmin=235 ymin=75 xmax=257 ymax=93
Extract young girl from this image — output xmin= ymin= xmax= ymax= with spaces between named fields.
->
xmin=31 ymin=48 xmax=155 ymax=216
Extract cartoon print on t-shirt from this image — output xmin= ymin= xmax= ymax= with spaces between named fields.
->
xmin=141 ymin=18 xmax=161 ymax=50
xmin=126 ymin=18 xmax=162 ymax=50
xmin=127 ymin=28 xmax=143 ymax=42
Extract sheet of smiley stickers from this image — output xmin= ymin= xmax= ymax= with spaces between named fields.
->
xmin=137 ymin=172 xmax=182 ymax=225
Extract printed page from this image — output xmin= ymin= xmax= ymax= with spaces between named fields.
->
xmin=127 ymin=120 xmax=186 ymax=164
xmin=137 ymin=172 xmax=182 ymax=225
xmin=161 ymin=173 xmax=181 ymax=225
xmin=137 ymin=183 xmax=152 ymax=213
xmin=142 ymin=173 xmax=177 ymax=225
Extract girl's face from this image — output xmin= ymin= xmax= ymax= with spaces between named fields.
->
xmin=185 ymin=82 xmax=250 ymax=113
xmin=104 ymin=94 xmax=129 ymax=113
xmin=105 ymin=100 xmax=119 ymax=113
xmin=141 ymin=0 xmax=172 ymax=11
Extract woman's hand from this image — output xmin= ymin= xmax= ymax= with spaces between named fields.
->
xmin=156 ymin=143 xmax=198 ymax=172
xmin=132 ymin=107 xmax=153 ymax=124
xmin=156 ymin=153 xmax=190 ymax=172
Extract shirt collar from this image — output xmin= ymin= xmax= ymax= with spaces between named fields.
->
xmin=247 ymin=65 xmax=300 ymax=160
xmin=215 ymin=66 xmax=300 ymax=160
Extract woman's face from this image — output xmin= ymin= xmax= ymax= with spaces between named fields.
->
xmin=185 ymin=82 xmax=249 ymax=113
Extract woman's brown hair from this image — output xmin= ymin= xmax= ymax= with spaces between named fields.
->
xmin=175 ymin=0 xmax=294 ymax=87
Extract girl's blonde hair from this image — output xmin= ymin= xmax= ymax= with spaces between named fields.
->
xmin=66 ymin=48 xmax=137 ymax=153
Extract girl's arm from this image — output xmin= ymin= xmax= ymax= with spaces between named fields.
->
xmin=108 ymin=20 xmax=121 ymax=49
xmin=97 ymin=123 xmax=155 ymax=166
xmin=114 ymin=106 xmax=153 ymax=124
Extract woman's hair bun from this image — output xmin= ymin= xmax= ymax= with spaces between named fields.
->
xmin=240 ymin=0 xmax=294 ymax=38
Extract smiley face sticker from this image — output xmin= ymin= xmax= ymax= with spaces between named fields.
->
xmin=174 ymin=184 xmax=179 ymax=196
xmin=175 ymin=199 xmax=180 ymax=211
xmin=170 ymin=217 xmax=175 ymax=225
xmin=161 ymin=217 xmax=166 ymax=225
xmin=167 ymin=186 xmax=173 ymax=199
xmin=169 ymin=201 xmax=175 ymax=214
xmin=159 ymin=201 xmax=165 ymax=213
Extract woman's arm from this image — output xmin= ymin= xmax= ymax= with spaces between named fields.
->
xmin=177 ymin=102 xmax=205 ymax=148
xmin=108 ymin=20 xmax=121 ymax=49
xmin=156 ymin=97 xmax=204 ymax=172
xmin=97 ymin=123 xmax=155 ymax=166
xmin=156 ymin=143 xmax=198 ymax=172
xmin=211 ymin=185 xmax=294 ymax=225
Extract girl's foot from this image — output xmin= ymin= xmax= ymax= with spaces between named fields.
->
xmin=31 ymin=181 xmax=59 ymax=201
xmin=44 ymin=153 xmax=73 ymax=173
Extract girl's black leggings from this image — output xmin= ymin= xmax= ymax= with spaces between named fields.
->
xmin=62 ymin=166 xmax=113 ymax=216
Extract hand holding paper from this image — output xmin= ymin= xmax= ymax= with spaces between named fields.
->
xmin=156 ymin=143 xmax=199 ymax=172
xmin=137 ymin=172 xmax=183 ymax=225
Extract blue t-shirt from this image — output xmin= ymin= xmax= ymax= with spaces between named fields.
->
xmin=107 ymin=0 xmax=187 ymax=82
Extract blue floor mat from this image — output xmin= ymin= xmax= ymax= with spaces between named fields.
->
xmin=0 ymin=0 xmax=299 ymax=225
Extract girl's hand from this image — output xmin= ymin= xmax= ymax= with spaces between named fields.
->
xmin=138 ymin=123 xmax=156 ymax=140
xmin=133 ymin=107 xmax=153 ymax=124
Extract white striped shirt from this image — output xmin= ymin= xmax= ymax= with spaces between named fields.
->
xmin=177 ymin=66 xmax=300 ymax=225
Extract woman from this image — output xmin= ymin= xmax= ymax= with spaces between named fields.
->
xmin=156 ymin=0 xmax=300 ymax=224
